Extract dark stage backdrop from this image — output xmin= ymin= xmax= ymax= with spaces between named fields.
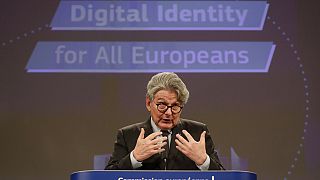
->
xmin=1 ymin=0 xmax=319 ymax=180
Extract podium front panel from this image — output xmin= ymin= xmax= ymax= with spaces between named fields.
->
xmin=71 ymin=170 xmax=257 ymax=180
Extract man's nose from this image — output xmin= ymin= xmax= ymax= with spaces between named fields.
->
xmin=164 ymin=107 xmax=173 ymax=115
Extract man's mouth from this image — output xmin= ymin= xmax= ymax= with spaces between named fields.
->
xmin=162 ymin=118 xmax=172 ymax=123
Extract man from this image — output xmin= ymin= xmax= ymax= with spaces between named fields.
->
xmin=106 ymin=72 xmax=224 ymax=170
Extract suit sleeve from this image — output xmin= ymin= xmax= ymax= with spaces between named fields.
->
xmin=204 ymin=125 xmax=224 ymax=170
xmin=105 ymin=129 xmax=134 ymax=170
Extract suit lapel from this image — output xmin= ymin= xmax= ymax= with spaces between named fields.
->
xmin=141 ymin=118 xmax=153 ymax=137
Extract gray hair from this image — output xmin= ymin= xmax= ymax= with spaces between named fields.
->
xmin=146 ymin=72 xmax=189 ymax=105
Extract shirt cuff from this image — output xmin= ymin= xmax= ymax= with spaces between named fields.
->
xmin=196 ymin=154 xmax=210 ymax=170
xmin=130 ymin=151 xmax=143 ymax=169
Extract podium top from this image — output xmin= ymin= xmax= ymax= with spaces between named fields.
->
xmin=71 ymin=170 xmax=257 ymax=180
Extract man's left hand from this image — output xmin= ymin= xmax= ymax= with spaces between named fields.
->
xmin=175 ymin=130 xmax=207 ymax=165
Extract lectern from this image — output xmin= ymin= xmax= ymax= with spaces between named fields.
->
xmin=71 ymin=170 xmax=257 ymax=180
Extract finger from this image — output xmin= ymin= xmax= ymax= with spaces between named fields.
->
xmin=182 ymin=130 xmax=195 ymax=142
xmin=138 ymin=128 xmax=145 ymax=139
xmin=200 ymin=131 xmax=206 ymax=143
xmin=149 ymin=136 xmax=167 ymax=145
xmin=175 ymin=139 xmax=187 ymax=150
xmin=176 ymin=133 xmax=189 ymax=145
xmin=151 ymin=148 xmax=166 ymax=154
xmin=145 ymin=142 xmax=166 ymax=151
xmin=176 ymin=145 xmax=187 ymax=155
xmin=145 ymin=131 xmax=162 ymax=141
xmin=152 ymin=141 xmax=167 ymax=149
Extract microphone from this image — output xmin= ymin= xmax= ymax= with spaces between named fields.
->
xmin=161 ymin=130 xmax=170 ymax=169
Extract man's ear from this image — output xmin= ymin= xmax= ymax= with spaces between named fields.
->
xmin=146 ymin=96 xmax=151 ymax=111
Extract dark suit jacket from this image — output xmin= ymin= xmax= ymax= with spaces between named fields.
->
xmin=106 ymin=118 xmax=223 ymax=170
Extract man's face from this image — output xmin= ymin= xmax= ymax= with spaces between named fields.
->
xmin=146 ymin=89 xmax=182 ymax=130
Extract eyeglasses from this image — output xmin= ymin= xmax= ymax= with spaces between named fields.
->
xmin=155 ymin=103 xmax=183 ymax=114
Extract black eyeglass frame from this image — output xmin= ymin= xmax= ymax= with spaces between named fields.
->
xmin=155 ymin=103 xmax=183 ymax=114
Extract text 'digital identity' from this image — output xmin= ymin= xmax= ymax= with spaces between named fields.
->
xmin=51 ymin=1 xmax=269 ymax=30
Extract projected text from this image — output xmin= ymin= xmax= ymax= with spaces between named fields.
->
xmin=27 ymin=42 xmax=276 ymax=73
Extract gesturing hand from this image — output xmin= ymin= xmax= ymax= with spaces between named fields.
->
xmin=175 ymin=130 xmax=207 ymax=165
xmin=133 ymin=128 xmax=167 ymax=162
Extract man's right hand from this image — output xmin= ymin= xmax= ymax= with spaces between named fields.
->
xmin=132 ymin=128 xmax=167 ymax=162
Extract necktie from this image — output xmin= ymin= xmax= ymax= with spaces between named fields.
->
xmin=161 ymin=130 xmax=170 ymax=169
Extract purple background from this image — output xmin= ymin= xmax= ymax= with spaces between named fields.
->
xmin=0 ymin=0 xmax=319 ymax=180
